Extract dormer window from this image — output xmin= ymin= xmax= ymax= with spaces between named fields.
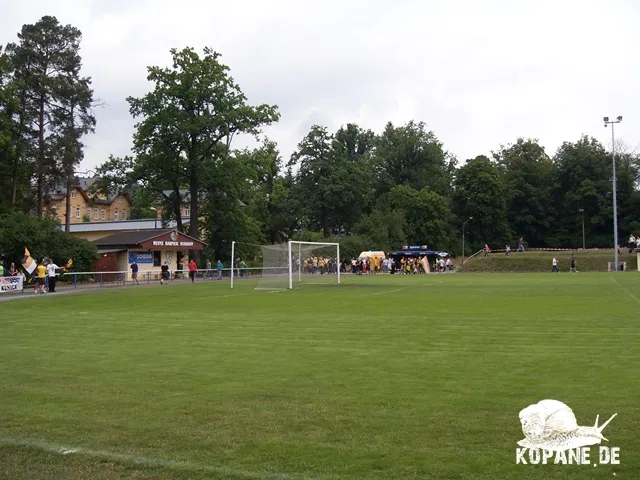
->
xmin=71 ymin=191 xmax=77 ymax=199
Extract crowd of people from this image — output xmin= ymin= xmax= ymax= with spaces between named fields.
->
xmin=289 ymin=255 xmax=453 ymax=275
xmin=628 ymin=235 xmax=640 ymax=253
xmin=349 ymin=256 xmax=453 ymax=274
xmin=0 ymin=258 xmax=64 ymax=294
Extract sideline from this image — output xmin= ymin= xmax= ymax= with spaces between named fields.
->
xmin=0 ymin=437 xmax=297 ymax=479
xmin=0 ymin=279 xmax=217 ymax=303
xmin=360 ymin=280 xmax=443 ymax=297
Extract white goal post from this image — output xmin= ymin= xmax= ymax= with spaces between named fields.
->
xmin=231 ymin=240 xmax=340 ymax=290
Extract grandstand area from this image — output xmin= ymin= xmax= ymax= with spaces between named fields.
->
xmin=1 ymin=273 xmax=639 ymax=479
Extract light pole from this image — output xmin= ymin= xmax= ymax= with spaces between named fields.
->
xmin=578 ymin=208 xmax=585 ymax=249
xmin=462 ymin=216 xmax=473 ymax=264
xmin=150 ymin=207 xmax=157 ymax=229
xmin=603 ymin=116 xmax=622 ymax=271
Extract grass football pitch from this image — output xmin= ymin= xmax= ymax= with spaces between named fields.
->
xmin=1 ymin=273 xmax=639 ymax=479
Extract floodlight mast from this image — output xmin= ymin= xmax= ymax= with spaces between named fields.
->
xmin=603 ymin=115 xmax=623 ymax=271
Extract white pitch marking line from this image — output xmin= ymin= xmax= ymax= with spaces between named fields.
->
xmin=361 ymin=280 xmax=443 ymax=297
xmin=0 ymin=437 xmax=296 ymax=479
xmin=609 ymin=275 xmax=640 ymax=306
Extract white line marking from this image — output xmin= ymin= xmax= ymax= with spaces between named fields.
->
xmin=0 ymin=437 xmax=296 ymax=479
xmin=609 ymin=276 xmax=640 ymax=306
xmin=192 ymin=291 xmax=275 ymax=300
xmin=361 ymin=281 xmax=443 ymax=297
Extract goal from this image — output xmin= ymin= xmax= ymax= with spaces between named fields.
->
xmin=231 ymin=240 xmax=340 ymax=290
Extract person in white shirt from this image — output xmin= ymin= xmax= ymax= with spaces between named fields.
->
xmin=46 ymin=260 xmax=60 ymax=293
xmin=629 ymin=235 xmax=636 ymax=253
xmin=552 ymin=257 xmax=558 ymax=273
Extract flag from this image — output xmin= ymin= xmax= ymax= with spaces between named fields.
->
xmin=66 ymin=258 xmax=73 ymax=268
xmin=22 ymin=248 xmax=36 ymax=275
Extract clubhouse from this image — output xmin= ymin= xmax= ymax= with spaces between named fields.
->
xmin=92 ymin=229 xmax=206 ymax=280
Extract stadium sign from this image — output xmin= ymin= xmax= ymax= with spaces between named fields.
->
xmin=139 ymin=230 xmax=204 ymax=250
xmin=515 ymin=399 xmax=620 ymax=467
xmin=0 ymin=276 xmax=23 ymax=293
xmin=151 ymin=240 xmax=195 ymax=247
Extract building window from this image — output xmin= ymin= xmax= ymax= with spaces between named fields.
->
xmin=51 ymin=207 xmax=57 ymax=216
xmin=71 ymin=191 xmax=77 ymax=199
xmin=153 ymin=251 xmax=161 ymax=267
xmin=183 ymin=207 xmax=190 ymax=217
xmin=87 ymin=208 xmax=91 ymax=219
xmin=94 ymin=209 xmax=99 ymax=220
xmin=75 ymin=207 xmax=81 ymax=218
xmin=101 ymin=209 xmax=106 ymax=220
xmin=121 ymin=209 xmax=127 ymax=220
xmin=114 ymin=209 xmax=119 ymax=220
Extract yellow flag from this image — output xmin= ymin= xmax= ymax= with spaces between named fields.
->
xmin=66 ymin=258 xmax=73 ymax=268
xmin=22 ymin=248 xmax=36 ymax=274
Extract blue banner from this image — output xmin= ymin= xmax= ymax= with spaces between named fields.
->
xmin=128 ymin=251 xmax=154 ymax=264
xmin=404 ymin=245 xmax=429 ymax=250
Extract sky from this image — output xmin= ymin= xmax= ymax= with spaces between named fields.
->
xmin=2 ymin=0 xmax=639 ymax=172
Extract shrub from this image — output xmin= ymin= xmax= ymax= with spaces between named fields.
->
xmin=0 ymin=209 xmax=99 ymax=275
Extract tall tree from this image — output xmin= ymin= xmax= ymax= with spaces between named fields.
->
xmin=6 ymin=16 xmax=85 ymax=216
xmin=330 ymin=123 xmax=376 ymax=233
xmin=374 ymin=120 xmax=455 ymax=198
xmin=379 ymin=185 xmax=452 ymax=250
xmin=0 ymin=47 xmax=22 ymax=207
xmin=452 ymin=155 xmax=511 ymax=251
xmin=552 ymin=136 xmax=613 ymax=247
xmin=288 ymin=124 xmax=374 ymax=237
xmin=288 ymin=125 xmax=335 ymax=237
xmin=237 ymin=140 xmax=289 ymax=244
xmin=128 ymin=46 xmax=279 ymax=262
xmin=52 ymin=64 xmax=96 ymax=231
xmin=494 ymin=138 xmax=555 ymax=246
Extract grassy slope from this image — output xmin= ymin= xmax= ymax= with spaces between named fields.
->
xmin=1 ymin=274 xmax=639 ymax=479
xmin=462 ymin=249 xmax=639 ymax=273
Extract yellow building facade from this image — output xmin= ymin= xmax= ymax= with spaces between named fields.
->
xmin=45 ymin=177 xmax=132 ymax=224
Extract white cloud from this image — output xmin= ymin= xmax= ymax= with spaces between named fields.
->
xmin=2 ymin=0 xmax=639 ymax=170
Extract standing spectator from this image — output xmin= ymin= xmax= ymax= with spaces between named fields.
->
xmin=517 ymin=237 xmax=525 ymax=253
xmin=629 ymin=234 xmax=636 ymax=253
xmin=552 ymin=257 xmax=558 ymax=273
xmin=160 ymin=262 xmax=170 ymax=285
xmin=188 ymin=258 xmax=197 ymax=283
xmin=239 ymin=260 xmax=248 ymax=278
xmin=570 ymin=255 xmax=577 ymax=273
xmin=130 ymin=261 xmax=139 ymax=285
xmin=35 ymin=261 xmax=46 ymax=294
xmin=8 ymin=262 xmax=18 ymax=276
xmin=46 ymin=259 xmax=60 ymax=293
xmin=206 ymin=259 xmax=213 ymax=279
xmin=505 ymin=245 xmax=511 ymax=256
xmin=483 ymin=244 xmax=490 ymax=257
xmin=217 ymin=259 xmax=223 ymax=280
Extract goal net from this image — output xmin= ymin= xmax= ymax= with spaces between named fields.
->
xmin=232 ymin=241 xmax=340 ymax=290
